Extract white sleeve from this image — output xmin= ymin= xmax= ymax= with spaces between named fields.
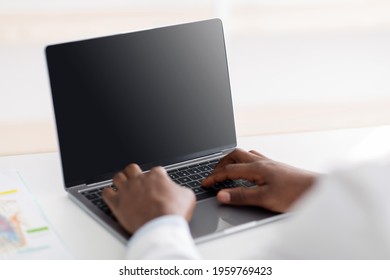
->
xmin=263 ymin=159 xmax=390 ymax=259
xmin=125 ymin=215 xmax=201 ymax=259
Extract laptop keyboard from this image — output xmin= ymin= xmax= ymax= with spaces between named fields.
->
xmin=82 ymin=187 xmax=118 ymax=221
xmin=167 ymin=159 xmax=255 ymax=200
xmin=81 ymin=159 xmax=255 ymax=221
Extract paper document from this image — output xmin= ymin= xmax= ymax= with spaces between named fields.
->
xmin=0 ymin=170 xmax=71 ymax=259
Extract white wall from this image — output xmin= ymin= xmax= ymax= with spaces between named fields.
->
xmin=1 ymin=0 xmax=390 ymax=155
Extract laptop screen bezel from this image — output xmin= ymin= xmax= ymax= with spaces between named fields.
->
xmin=46 ymin=19 xmax=237 ymax=188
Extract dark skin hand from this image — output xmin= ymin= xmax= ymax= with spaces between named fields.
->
xmin=102 ymin=164 xmax=196 ymax=234
xmin=102 ymin=149 xmax=317 ymax=234
xmin=202 ymin=149 xmax=318 ymax=213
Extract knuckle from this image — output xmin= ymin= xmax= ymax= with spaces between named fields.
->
xmin=223 ymin=164 xmax=236 ymax=175
xmin=222 ymin=164 xmax=232 ymax=172
xmin=148 ymin=167 xmax=169 ymax=182
xmin=124 ymin=163 xmax=138 ymax=172
xmin=112 ymin=172 xmax=123 ymax=183
xmin=150 ymin=166 xmax=166 ymax=176
xmin=253 ymin=160 xmax=265 ymax=169
xmin=249 ymin=150 xmax=261 ymax=157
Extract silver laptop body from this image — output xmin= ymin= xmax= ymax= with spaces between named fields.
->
xmin=46 ymin=19 xmax=279 ymax=245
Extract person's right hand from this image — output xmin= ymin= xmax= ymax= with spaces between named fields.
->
xmin=202 ymin=149 xmax=318 ymax=213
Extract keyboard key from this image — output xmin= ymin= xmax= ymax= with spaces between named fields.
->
xmin=196 ymin=191 xmax=216 ymax=201
xmin=189 ymin=174 xmax=202 ymax=180
xmin=197 ymin=165 xmax=212 ymax=172
xmin=188 ymin=181 xmax=201 ymax=188
xmin=192 ymin=187 xmax=205 ymax=195
xmin=187 ymin=168 xmax=201 ymax=174
xmin=223 ymin=180 xmax=235 ymax=187
xmin=83 ymin=190 xmax=95 ymax=195
xmin=212 ymin=183 xmax=225 ymax=191
xmin=91 ymin=199 xmax=105 ymax=207
xmin=178 ymin=177 xmax=191 ymax=184
xmin=169 ymin=173 xmax=180 ymax=180
xmin=177 ymin=171 xmax=191 ymax=177
xmin=178 ymin=166 xmax=189 ymax=171
xmin=85 ymin=193 xmax=99 ymax=200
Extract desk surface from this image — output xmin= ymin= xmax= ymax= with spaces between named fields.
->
xmin=1 ymin=126 xmax=390 ymax=259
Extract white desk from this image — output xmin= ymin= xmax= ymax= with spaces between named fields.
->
xmin=1 ymin=126 xmax=390 ymax=259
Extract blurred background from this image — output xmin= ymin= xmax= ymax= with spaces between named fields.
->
xmin=1 ymin=0 xmax=390 ymax=156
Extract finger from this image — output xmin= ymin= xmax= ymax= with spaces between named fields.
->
xmin=149 ymin=166 xmax=168 ymax=177
xmin=146 ymin=167 xmax=171 ymax=185
xmin=217 ymin=187 xmax=265 ymax=206
xmin=102 ymin=187 xmax=119 ymax=210
xmin=123 ymin=163 xmax=142 ymax=179
xmin=212 ymin=153 xmax=237 ymax=170
xmin=112 ymin=171 xmax=128 ymax=189
xmin=202 ymin=163 xmax=265 ymax=186
xmin=249 ymin=150 xmax=265 ymax=158
xmin=213 ymin=148 xmax=246 ymax=168
xmin=214 ymin=148 xmax=259 ymax=170
xmin=203 ymin=163 xmax=246 ymax=186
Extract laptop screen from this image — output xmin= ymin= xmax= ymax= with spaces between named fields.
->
xmin=46 ymin=19 xmax=236 ymax=187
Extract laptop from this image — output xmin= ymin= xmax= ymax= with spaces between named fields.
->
xmin=45 ymin=19 xmax=280 ymax=244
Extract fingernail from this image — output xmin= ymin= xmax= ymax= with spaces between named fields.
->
xmin=218 ymin=191 xmax=231 ymax=203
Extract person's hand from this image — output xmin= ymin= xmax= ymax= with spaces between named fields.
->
xmin=202 ymin=149 xmax=318 ymax=213
xmin=102 ymin=164 xmax=196 ymax=234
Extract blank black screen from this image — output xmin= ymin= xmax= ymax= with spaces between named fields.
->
xmin=46 ymin=19 xmax=236 ymax=187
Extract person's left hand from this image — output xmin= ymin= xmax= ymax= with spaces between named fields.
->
xmin=102 ymin=164 xmax=196 ymax=234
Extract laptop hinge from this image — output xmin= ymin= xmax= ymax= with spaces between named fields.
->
xmin=71 ymin=183 xmax=86 ymax=188
xmin=163 ymin=152 xmax=224 ymax=171
xmin=86 ymin=179 xmax=112 ymax=188
xmin=69 ymin=179 xmax=112 ymax=191
xmin=68 ymin=183 xmax=87 ymax=192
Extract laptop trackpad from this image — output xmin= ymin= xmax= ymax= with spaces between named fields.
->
xmin=189 ymin=197 xmax=278 ymax=239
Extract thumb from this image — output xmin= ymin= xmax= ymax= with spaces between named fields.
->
xmin=217 ymin=187 xmax=264 ymax=206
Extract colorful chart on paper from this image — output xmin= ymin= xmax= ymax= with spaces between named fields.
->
xmin=0 ymin=170 xmax=71 ymax=259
